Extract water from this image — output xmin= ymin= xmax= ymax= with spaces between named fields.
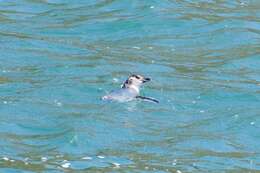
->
xmin=0 ymin=0 xmax=260 ymax=172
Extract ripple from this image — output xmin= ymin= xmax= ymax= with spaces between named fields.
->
xmin=1 ymin=0 xmax=260 ymax=172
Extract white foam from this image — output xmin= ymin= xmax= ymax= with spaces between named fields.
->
xmin=54 ymin=100 xmax=63 ymax=107
xmin=70 ymin=135 xmax=78 ymax=144
xmin=56 ymin=102 xmax=62 ymax=107
xmin=112 ymin=162 xmax=120 ymax=168
xmin=132 ymin=46 xmax=141 ymax=50
xmin=41 ymin=157 xmax=48 ymax=162
xmin=24 ymin=157 xmax=29 ymax=161
xmin=23 ymin=157 xmax=29 ymax=165
xmin=61 ymin=162 xmax=71 ymax=168
xmin=82 ymin=156 xmax=92 ymax=160
xmin=113 ymin=78 xmax=119 ymax=82
xmin=2 ymin=157 xmax=9 ymax=161
xmin=97 ymin=155 xmax=105 ymax=159
xmin=172 ymin=159 xmax=177 ymax=166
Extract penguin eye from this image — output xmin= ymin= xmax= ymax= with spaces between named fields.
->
xmin=133 ymin=75 xmax=140 ymax=79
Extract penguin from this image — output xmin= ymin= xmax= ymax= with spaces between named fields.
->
xmin=102 ymin=74 xmax=159 ymax=103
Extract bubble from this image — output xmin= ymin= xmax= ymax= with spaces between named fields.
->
xmin=150 ymin=6 xmax=155 ymax=9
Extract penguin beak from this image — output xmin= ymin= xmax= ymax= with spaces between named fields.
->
xmin=142 ymin=77 xmax=151 ymax=83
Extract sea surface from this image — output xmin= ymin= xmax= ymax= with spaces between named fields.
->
xmin=0 ymin=0 xmax=260 ymax=172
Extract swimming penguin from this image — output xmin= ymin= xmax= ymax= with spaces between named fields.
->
xmin=102 ymin=74 xmax=159 ymax=103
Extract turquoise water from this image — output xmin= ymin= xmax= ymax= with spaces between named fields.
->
xmin=0 ymin=0 xmax=260 ymax=172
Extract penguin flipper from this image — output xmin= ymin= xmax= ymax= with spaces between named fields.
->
xmin=136 ymin=96 xmax=159 ymax=103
